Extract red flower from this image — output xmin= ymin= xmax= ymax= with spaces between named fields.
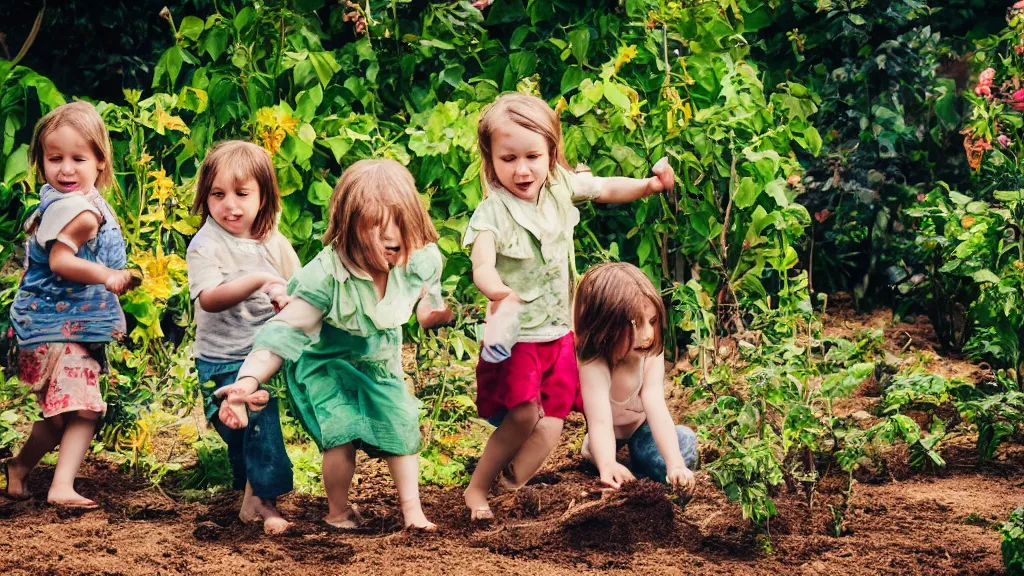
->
xmin=1013 ymin=88 xmax=1024 ymax=111
xmin=917 ymin=193 xmax=927 ymax=202
xmin=814 ymin=209 xmax=831 ymax=223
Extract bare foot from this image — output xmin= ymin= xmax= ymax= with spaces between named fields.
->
xmin=464 ymin=487 xmax=493 ymax=522
xmin=324 ymin=504 xmax=362 ymax=529
xmin=4 ymin=458 xmax=29 ymax=499
xmin=47 ymin=486 xmax=98 ymax=509
xmin=239 ymin=483 xmax=261 ymax=523
xmin=255 ymin=498 xmax=291 ymax=535
xmin=401 ymin=498 xmax=437 ymax=531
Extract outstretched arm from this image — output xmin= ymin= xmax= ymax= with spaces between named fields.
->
xmin=49 ymin=212 xmax=133 ymax=294
xmin=587 ymin=157 xmax=675 ymax=204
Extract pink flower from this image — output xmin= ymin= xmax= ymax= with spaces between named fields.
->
xmin=1015 ymin=0 xmax=1024 ymax=8
xmin=472 ymin=0 xmax=492 ymax=8
xmin=980 ymin=68 xmax=996 ymax=84
xmin=976 ymin=85 xmax=992 ymax=98
xmin=917 ymin=193 xmax=927 ymax=202
xmin=1017 ymin=45 xmax=1024 ymax=55
xmin=999 ymin=134 xmax=1012 ymax=147
xmin=1013 ymin=88 xmax=1024 ymax=111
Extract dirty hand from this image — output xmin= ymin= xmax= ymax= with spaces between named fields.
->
xmin=667 ymin=464 xmax=695 ymax=495
xmin=600 ymin=463 xmax=636 ymax=489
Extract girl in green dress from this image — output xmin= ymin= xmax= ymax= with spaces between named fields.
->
xmin=215 ymin=159 xmax=452 ymax=530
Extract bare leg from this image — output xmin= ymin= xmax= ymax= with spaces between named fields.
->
xmin=386 ymin=454 xmax=435 ymax=530
xmin=322 ymin=443 xmax=360 ymax=528
xmin=7 ymin=415 xmax=66 ymax=497
xmin=47 ymin=410 xmax=100 ymax=506
xmin=502 ymin=416 xmax=564 ymax=489
xmin=464 ymin=402 xmax=540 ymax=520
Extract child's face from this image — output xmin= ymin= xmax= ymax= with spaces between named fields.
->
xmin=380 ymin=217 xmax=402 ymax=267
xmin=42 ymin=126 xmax=105 ymax=194
xmin=621 ymin=299 xmax=659 ymax=360
xmin=490 ymin=122 xmax=550 ymax=202
xmin=208 ymin=172 xmax=261 ymax=239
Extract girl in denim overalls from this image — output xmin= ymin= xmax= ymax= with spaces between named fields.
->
xmin=6 ymin=102 xmax=135 ymax=508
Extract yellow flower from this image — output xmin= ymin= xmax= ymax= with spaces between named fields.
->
xmin=614 ymin=44 xmax=638 ymax=72
xmin=147 ymin=169 xmax=176 ymax=204
xmin=155 ymin=106 xmax=190 ymax=134
xmin=254 ymin=106 xmax=299 ymax=154
xmin=133 ymin=246 xmax=187 ymax=301
xmin=137 ymin=153 xmax=154 ymax=165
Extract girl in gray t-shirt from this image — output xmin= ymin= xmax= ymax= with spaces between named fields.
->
xmin=186 ymin=141 xmax=299 ymax=534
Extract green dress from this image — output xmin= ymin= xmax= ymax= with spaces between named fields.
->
xmin=251 ymin=243 xmax=443 ymax=456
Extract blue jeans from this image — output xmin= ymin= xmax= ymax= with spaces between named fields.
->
xmin=196 ymin=358 xmax=293 ymax=499
xmin=625 ymin=422 xmax=699 ymax=482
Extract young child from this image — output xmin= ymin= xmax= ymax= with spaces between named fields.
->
xmin=215 ymin=159 xmax=452 ymax=530
xmin=186 ymin=140 xmax=299 ymax=534
xmin=462 ymin=92 xmax=676 ymax=520
xmin=575 ymin=262 xmax=697 ymax=493
xmin=5 ymin=101 xmax=136 ymax=508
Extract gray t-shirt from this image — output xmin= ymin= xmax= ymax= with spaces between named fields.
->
xmin=186 ymin=219 xmax=300 ymax=362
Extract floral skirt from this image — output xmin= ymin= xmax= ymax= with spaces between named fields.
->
xmin=18 ymin=342 xmax=106 ymax=418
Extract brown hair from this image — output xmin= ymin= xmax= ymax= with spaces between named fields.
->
xmin=574 ymin=262 xmax=666 ymax=367
xmin=477 ymin=92 xmax=572 ymax=187
xmin=30 ymin=101 xmax=115 ymax=190
xmin=322 ymin=158 xmax=439 ymax=275
xmin=192 ymin=140 xmax=281 ymax=241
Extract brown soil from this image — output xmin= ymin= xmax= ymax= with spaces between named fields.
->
xmin=1 ymin=304 xmax=1022 ymax=575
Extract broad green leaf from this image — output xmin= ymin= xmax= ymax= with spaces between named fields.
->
xmin=3 ymin=144 xmax=29 ymax=183
xmin=203 ymin=27 xmax=230 ymax=61
xmin=323 ymin=136 xmax=352 ymax=162
xmin=603 ymin=82 xmax=631 ymax=111
xmin=309 ymin=51 xmax=341 ymax=86
xmin=972 ymin=270 xmax=1000 ymax=284
xmin=568 ymin=28 xmax=590 ymax=65
xmin=733 ymin=177 xmax=759 ymax=209
xmin=179 ymin=16 xmax=205 ymax=41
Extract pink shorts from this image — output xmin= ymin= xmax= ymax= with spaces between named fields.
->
xmin=476 ymin=332 xmax=582 ymax=421
xmin=18 ymin=342 xmax=106 ymax=418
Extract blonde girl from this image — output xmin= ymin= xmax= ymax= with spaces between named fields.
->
xmin=463 ymin=92 xmax=675 ymax=520
xmin=186 ymin=140 xmax=299 ymax=534
xmin=216 ymin=159 xmax=452 ymax=530
xmin=6 ymin=101 xmax=135 ymax=508
xmin=575 ymin=263 xmax=697 ymax=492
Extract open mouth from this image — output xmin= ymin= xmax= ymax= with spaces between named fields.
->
xmin=514 ymin=181 xmax=533 ymax=192
xmin=58 ymin=180 xmax=79 ymax=190
xmin=384 ymin=246 xmax=400 ymax=254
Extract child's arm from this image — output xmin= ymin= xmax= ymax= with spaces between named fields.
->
xmin=638 ymin=353 xmax=696 ymax=494
xmin=49 ymin=212 xmax=134 ymax=294
xmin=469 ymin=231 xmax=518 ymax=302
xmin=196 ymin=272 xmax=286 ymax=313
xmin=579 ymin=360 xmax=636 ymax=489
xmin=213 ymin=296 xmax=324 ymax=428
xmin=584 ymin=157 xmax=675 ymax=204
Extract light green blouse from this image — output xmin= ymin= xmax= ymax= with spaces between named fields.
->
xmin=251 ymin=243 xmax=443 ymax=454
xmin=463 ymin=165 xmax=599 ymax=342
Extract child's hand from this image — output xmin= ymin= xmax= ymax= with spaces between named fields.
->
xmin=667 ymin=464 xmax=695 ymax=495
xmin=104 ymin=270 xmax=135 ymax=295
xmin=213 ymin=377 xmax=268 ymax=430
xmin=264 ymin=282 xmax=290 ymax=312
xmin=645 ymin=156 xmax=675 ymax=196
xmin=600 ymin=462 xmax=636 ymax=489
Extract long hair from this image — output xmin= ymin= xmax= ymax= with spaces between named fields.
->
xmin=322 ymin=159 xmax=439 ymax=275
xmin=574 ymin=262 xmax=666 ymax=367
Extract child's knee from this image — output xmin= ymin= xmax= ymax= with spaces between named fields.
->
xmin=675 ymin=425 xmax=699 ymax=469
xmin=506 ymin=401 xmax=542 ymax=429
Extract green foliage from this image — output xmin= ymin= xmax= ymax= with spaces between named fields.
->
xmin=1003 ymin=505 xmax=1024 ymax=576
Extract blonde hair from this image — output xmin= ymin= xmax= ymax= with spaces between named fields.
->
xmin=323 ymin=159 xmax=439 ymax=275
xmin=30 ymin=101 xmax=115 ymax=190
xmin=477 ymin=92 xmax=571 ymax=187
xmin=192 ymin=140 xmax=281 ymax=241
xmin=574 ymin=262 xmax=666 ymax=367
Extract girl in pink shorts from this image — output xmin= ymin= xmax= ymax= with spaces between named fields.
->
xmin=462 ymin=92 xmax=676 ymax=521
